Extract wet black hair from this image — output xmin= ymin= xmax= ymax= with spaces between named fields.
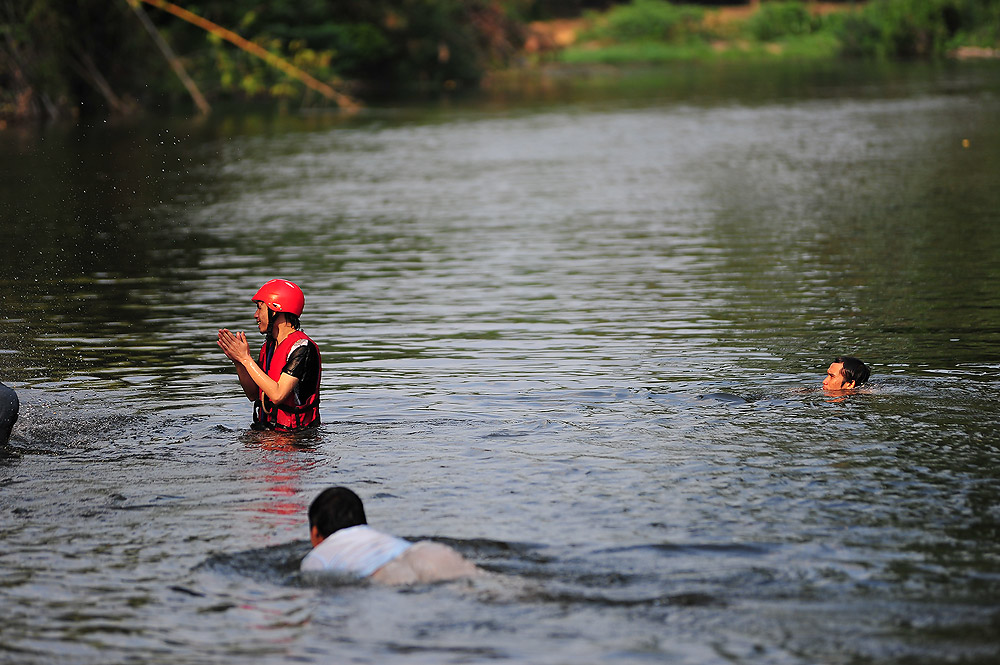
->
xmin=308 ymin=487 xmax=368 ymax=538
xmin=834 ymin=356 xmax=871 ymax=385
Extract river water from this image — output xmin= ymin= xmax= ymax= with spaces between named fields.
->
xmin=2 ymin=60 xmax=1000 ymax=664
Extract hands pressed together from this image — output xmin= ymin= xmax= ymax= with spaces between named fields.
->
xmin=217 ymin=329 xmax=252 ymax=365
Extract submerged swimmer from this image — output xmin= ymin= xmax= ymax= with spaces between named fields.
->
xmin=0 ymin=381 xmax=18 ymax=445
xmin=217 ymin=279 xmax=322 ymax=432
xmin=302 ymin=487 xmax=481 ymax=585
xmin=822 ymin=356 xmax=871 ymax=392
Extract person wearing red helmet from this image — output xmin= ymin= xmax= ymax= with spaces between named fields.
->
xmin=217 ymin=279 xmax=322 ymax=432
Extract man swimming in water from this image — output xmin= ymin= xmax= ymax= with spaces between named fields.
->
xmin=302 ymin=487 xmax=481 ymax=585
xmin=822 ymin=356 xmax=871 ymax=391
xmin=217 ymin=279 xmax=322 ymax=432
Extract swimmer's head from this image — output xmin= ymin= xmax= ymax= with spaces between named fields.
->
xmin=308 ymin=487 xmax=368 ymax=544
xmin=823 ymin=356 xmax=871 ymax=391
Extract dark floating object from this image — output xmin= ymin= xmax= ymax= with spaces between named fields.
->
xmin=0 ymin=382 xmax=18 ymax=445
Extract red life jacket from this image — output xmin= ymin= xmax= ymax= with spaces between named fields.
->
xmin=253 ymin=330 xmax=321 ymax=432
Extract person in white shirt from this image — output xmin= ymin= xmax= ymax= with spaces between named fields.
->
xmin=301 ymin=487 xmax=481 ymax=585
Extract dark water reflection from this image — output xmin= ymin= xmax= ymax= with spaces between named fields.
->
xmin=2 ymin=61 xmax=1000 ymax=664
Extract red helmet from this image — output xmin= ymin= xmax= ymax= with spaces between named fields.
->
xmin=252 ymin=279 xmax=305 ymax=317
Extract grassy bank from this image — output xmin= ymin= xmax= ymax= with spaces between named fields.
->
xmin=528 ymin=0 xmax=1000 ymax=65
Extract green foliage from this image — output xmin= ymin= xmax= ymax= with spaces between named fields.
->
xmin=198 ymin=34 xmax=336 ymax=101
xmin=1 ymin=0 xmax=525 ymax=120
xmin=581 ymin=0 xmax=706 ymax=44
xmin=836 ymin=11 xmax=890 ymax=58
xmin=565 ymin=0 xmax=998 ymax=65
xmin=180 ymin=0 xmax=522 ymax=90
xmin=745 ymin=2 xmax=816 ymax=41
xmin=563 ymin=0 xmax=845 ymax=64
xmin=561 ymin=40 xmax=714 ymax=64
xmin=951 ymin=0 xmax=1000 ymax=46
xmin=769 ymin=31 xmax=842 ymax=59
xmin=561 ymin=30 xmax=841 ymax=65
xmin=4 ymin=0 xmax=998 ymax=121
xmin=835 ymin=0 xmax=995 ymax=58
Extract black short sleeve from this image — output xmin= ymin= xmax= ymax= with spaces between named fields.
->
xmin=282 ymin=343 xmax=313 ymax=380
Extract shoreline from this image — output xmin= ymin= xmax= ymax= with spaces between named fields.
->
xmin=519 ymin=3 xmax=1000 ymax=64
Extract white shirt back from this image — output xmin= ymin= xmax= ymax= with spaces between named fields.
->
xmin=301 ymin=525 xmax=412 ymax=577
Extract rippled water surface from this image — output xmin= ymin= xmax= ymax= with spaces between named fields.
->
xmin=2 ymin=61 xmax=1000 ymax=664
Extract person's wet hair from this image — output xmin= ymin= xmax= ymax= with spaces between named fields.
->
xmin=308 ymin=487 xmax=367 ymax=538
xmin=835 ymin=356 xmax=871 ymax=385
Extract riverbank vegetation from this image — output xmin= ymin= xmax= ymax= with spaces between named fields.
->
xmin=1 ymin=0 xmax=998 ymax=124
xmin=549 ymin=0 xmax=1000 ymax=64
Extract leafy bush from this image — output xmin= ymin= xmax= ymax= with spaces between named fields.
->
xmin=836 ymin=11 xmax=891 ymax=57
xmin=583 ymin=0 xmax=705 ymax=43
xmin=188 ymin=0 xmax=521 ymax=89
xmin=745 ymin=1 xmax=816 ymax=41
xmin=835 ymin=0 xmax=972 ymax=57
xmin=945 ymin=0 xmax=1000 ymax=47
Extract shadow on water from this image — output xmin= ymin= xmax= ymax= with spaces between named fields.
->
xmin=195 ymin=541 xmax=314 ymax=589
